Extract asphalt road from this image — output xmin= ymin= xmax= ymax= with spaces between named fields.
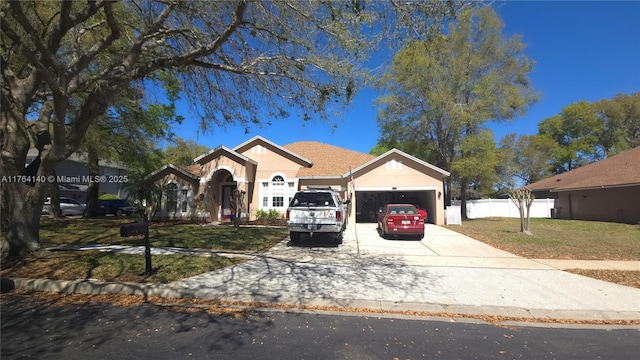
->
xmin=2 ymin=293 xmax=638 ymax=360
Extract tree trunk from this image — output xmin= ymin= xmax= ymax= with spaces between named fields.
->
xmin=518 ymin=197 xmax=525 ymax=232
xmin=0 ymin=113 xmax=52 ymax=261
xmin=460 ymin=178 xmax=469 ymax=219
xmin=84 ymin=149 xmax=100 ymax=217
xmin=1 ymin=181 xmax=47 ymax=261
xmin=49 ymin=171 xmax=62 ymax=217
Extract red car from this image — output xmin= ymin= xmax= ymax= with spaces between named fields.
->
xmin=377 ymin=204 xmax=425 ymax=240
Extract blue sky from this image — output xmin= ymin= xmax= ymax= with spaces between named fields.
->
xmin=170 ymin=1 xmax=640 ymax=154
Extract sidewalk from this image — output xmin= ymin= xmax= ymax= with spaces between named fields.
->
xmin=4 ymin=224 xmax=640 ymax=323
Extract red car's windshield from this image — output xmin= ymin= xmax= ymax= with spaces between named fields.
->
xmin=386 ymin=206 xmax=418 ymax=215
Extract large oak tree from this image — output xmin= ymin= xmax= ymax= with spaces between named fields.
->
xmin=1 ymin=0 xmax=462 ymax=260
xmin=375 ymin=6 xmax=538 ymax=215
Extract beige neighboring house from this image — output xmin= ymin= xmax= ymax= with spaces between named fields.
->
xmin=526 ymin=146 xmax=640 ymax=224
xmin=147 ymin=136 xmax=450 ymax=225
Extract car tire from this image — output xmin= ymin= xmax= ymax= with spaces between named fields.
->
xmin=290 ymin=232 xmax=301 ymax=243
xmin=116 ymin=209 xmax=123 ymax=216
xmin=334 ymin=232 xmax=343 ymax=245
xmin=380 ymin=227 xmax=387 ymax=239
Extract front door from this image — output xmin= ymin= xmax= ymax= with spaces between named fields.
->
xmin=221 ymin=185 xmax=235 ymax=218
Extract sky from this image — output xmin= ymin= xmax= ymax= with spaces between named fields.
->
xmin=169 ymin=1 xmax=640 ymax=154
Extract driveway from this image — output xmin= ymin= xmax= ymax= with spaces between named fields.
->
xmin=165 ymin=223 xmax=640 ymax=320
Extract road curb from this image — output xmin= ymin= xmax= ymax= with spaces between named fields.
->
xmin=4 ymin=276 xmax=639 ymax=324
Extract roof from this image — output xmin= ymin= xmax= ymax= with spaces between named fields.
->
xmin=282 ymin=141 xmax=376 ymax=177
xmin=526 ymin=146 xmax=640 ymax=192
xmin=27 ymin=149 xmax=127 ymax=170
xmin=146 ymin=164 xmax=200 ymax=181
xmin=234 ymin=135 xmax=313 ymax=166
xmin=194 ymin=145 xmax=258 ymax=165
xmin=347 ymin=148 xmax=450 ymax=178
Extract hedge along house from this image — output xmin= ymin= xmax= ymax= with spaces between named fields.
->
xmin=147 ymin=136 xmax=450 ymax=225
xmin=525 ymin=146 xmax=640 ymax=224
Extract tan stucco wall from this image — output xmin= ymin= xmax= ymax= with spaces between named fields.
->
xmin=556 ymin=186 xmax=640 ymax=224
xmin=352 ymin=156 xmax=447 ymax=225
xmin=237 ymin=142 xmax=307 ymax=219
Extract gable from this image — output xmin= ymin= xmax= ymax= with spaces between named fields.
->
xmin=147 ymin=164 xmax=200 ymax=184
xmin=353 ymin=152 xmax=448 ymax=189
xmin=234 ymin=135 xmax=312 ymax=167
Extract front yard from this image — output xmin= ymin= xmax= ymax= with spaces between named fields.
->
xmin=446 ymin=217 xmax=640 ymax=288
xmin=1 ymin=218 xmax=288 ymax=284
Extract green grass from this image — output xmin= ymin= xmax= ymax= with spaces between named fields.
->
xmin=39 ymin=218 xmax=289 ymax=251
xmin=1 ymin=218 xmax=288 ymax=284
xmin=445 ymin=217 xmax=640 ymax=260
xmin=2 ymin=250 xmax=242 ymax=284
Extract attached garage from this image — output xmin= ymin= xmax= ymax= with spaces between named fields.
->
xmin=355 ymin=189 xmax=436 ymax=224
xmin=348 ymin=149 xmax=449 ymax=226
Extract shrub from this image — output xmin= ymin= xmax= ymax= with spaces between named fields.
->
xmin=256 ymin=209 xmax=283 ymax=221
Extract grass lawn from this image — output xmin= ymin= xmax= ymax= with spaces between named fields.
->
xmin=1 ymin=217 xmax=288 ymax=284
xmin=445 ymin=217 xmax=640 ymax=288
xmin=38 ymin=217 xmax=288 ymax=251
xmin=445 ymin=217 xmax=640 ymax=260
xmin=1 ymin=251 xmax=243 ymax=284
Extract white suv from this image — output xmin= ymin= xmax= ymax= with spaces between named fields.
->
xmin=286 ymin=189 xmax=349 ymax=244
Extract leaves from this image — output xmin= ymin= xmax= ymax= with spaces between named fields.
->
xmin=375 ymin=6 xmax=538 ymax=201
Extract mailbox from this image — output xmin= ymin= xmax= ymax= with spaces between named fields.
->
xmin=120 ymin=222 xmax=148 ymax=237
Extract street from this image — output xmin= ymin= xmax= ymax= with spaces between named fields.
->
xmin=2 ymin=293 xmax=638 ymax=359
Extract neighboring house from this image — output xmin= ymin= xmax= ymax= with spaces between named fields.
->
xmin=526 ymin=146 xmax=640 ymax=224
xmin=147 ymin=136 xmax=450 ymax=225
xmin=27 ymin=149 xmax=129 ymax=203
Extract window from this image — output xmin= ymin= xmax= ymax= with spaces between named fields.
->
xmin=271 ymin=176 xmax=285 ymax=208
xmin=259 ymin=175 xmax=296 ymax=210
xmin=272 ymin=196 xmax=284 ymax=207
xmin=272 ymin=175 xmax=284 ymax=186
xmin=181 ymin=189 xmax=188 ymax=212
xmin=166 ymin=183 xmax=178 ymax=213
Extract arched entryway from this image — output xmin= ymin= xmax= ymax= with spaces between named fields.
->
xmin=205 ymin=169 xmax=236 ymax=222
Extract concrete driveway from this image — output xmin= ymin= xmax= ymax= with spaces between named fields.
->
xmin=16 ymin=222 xmax=639 ymax=321
xmin=162 ymin=223 xmax=640 ymax=321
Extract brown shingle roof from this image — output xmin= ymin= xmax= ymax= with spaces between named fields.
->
xmin=283 ymin=141 xmax=376 ymax=177
xmin=527 ymin=146 xmax=640 ymax=192
xmin=179 ymin=164 xmax=202 ymax=177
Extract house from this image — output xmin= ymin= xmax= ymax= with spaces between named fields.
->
xmin=26 ymin=149 xmax=129 ymax=203
xmin=526 ymin=146 xmax=640 ymax=224
xmin=147 ymin=136 xmax=450 ymax=225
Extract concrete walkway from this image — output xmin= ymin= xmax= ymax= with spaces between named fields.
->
xmin=6 ymin=224 xmax=640 ymax=322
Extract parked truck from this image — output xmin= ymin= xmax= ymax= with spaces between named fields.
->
xmin=286 ymin=188 xmax=350 ymax=244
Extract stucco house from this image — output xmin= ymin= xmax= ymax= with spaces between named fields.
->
xmin=526 ymin=146 xmax=640 ymax=224
xmin=147 ymin=136 xmax=450 ymax=225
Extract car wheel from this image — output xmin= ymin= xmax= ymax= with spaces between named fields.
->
xmin=116 ymin=209 xmax=123 ymax=216
xmin=334 ymin=232 xmax=343 ymax=245
xmin=290 ymin=232 xmax=301 ymax=243
xmin=380 ymin=227 xmax=387 ymax=239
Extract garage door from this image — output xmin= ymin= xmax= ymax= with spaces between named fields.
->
xmin=355 ymin=190 xmax=435 ymax=224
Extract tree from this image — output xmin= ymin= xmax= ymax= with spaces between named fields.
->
xmin=375 ymin=6 xmax=538 ymax=216
xmin=537 ymin=101 xmax=603 ymax=174
xmin=1 ymin=0 xmax=462 ymax=261
xmin=596 ymin=92 xmax=640 ymax=151
xmin=450 ymin=130 xmax=501 ymax=199
xmin=498 ymin=133 xmax=553 ymax=187
xmin=163 ymin=138 xmax=210 ymax=166
xmin=537 ymin=93 xmax=639 ymax=175
xmin=509 ymin=188 xmax=534 ymax=235
xmin=82 ymin=78 xmax=180 ymax=216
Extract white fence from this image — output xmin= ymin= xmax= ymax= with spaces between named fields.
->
xmin=447 ymin=198 xmax=558 ymax=224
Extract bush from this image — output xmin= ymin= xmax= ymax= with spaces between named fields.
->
xmin=256 ymin=209 xmax=283 ymax=221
